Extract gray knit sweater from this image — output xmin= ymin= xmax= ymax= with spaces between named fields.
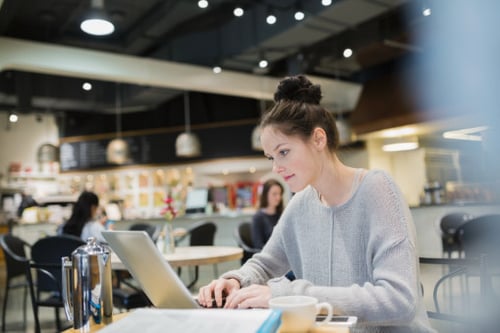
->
xmin=222 ymin=169 xmax=436 ymax=332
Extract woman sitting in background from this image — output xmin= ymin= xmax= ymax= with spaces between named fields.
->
xmin=61 ymin=191 xmax=106 ymax=243
xmin=251 ymin=179 xmax=284 ymax=249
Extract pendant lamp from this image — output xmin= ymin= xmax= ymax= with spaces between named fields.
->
xmin=80 ymin=0 xmax=115 ymax=36
xmin=175 ymin=92 xmax=201 ymax=157
xmin=106 ymin=84 xmax=129 ymax=164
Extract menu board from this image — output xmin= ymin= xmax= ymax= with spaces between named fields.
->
xmin=59 ymin=123 xmax=260 ymax=171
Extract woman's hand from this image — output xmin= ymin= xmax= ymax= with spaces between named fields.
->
xmin=198 ymin=278 xmax=240 ymax=308
xmin=224 ymin=284 xmax=271 ymax=309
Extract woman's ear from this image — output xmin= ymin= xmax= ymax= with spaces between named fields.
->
xmin=312 ymin=127 xmax=327 ymax=150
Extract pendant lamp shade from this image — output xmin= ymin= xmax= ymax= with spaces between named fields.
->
xmin=107 ymin=83 xmax=130 ymax=164
xmin=175 ymin=92 xmax=201 ymax=157
xmin=37 ymin=143 xmax=59 ymax=163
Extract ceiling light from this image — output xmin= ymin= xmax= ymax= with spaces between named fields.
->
xmin=198 ymin=0 xmax=208 ymax=9
xmin=382 ymin=136 xmax=419 ymax=152
xmin=343 ymin=48 xmax=353 ymax=58
xmin=266 ymin=15 xmax=276 ymax=25
xmin=258 ymin=59 xmax=268 ymax=68
xmin=233 ymin=7 xmax=244 ymax=17
xmin=294 ymin=10 xmax=305 ymax=21
xmin=422 ymin=7 xmax=431 ymax=16
xmin=212 ymin=65 xmax=222 ymax=74
xmin=8 ymin=112 xmax=18 ymax=123
xmin=175 ymin=92 xmax=201 ymax=157
xmin=80 ymin=18 xmax=114 ymax=36
xmin=382 ymin=127 xmax=416 ymax=138
xmin=82 ymin=82 xmax=92 ymax=91
xmin=442 ymin=126 xmax=488 ymax=141
xmin=80 ymin=0 xmax=114 ymax=36
xmin=37 ymin=143 xmax=59 ymax=163
xmin=266 ymin=10 xmax=277 ymax=25
xmin=321 ymin=0 xmax=332 ymax=6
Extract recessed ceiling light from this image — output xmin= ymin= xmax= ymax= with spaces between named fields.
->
xmin=259 ymin=59 xmax=268 ymax=68
xmin=8 ymin=112 xmax=18 ymax=123
xmin=212 ymin=66 xmax=222 ymax=74
xmin=294 ymin=11 xmax=305 ymax=21
xmin=198 ymin=0 xmax=208 ymax=9
xmin=233 ymin=7 xmax=244 ymax=17
xmin=343 ymin=48 xmax=353 ymax=58
xmin=82 ymin=82 xmax=92 ymax=91
xmin=266 ymin=14 xmax=276 ymax=25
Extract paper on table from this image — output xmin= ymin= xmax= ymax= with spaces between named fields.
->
xmin=99 ymin=308 xmax=281 ymax=333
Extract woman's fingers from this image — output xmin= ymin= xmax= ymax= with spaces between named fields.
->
xmin=224 ymin=284 xmax=271 ymax=309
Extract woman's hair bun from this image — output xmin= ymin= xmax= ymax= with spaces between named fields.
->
xmin=273 ymin=75 xmax=322 ymax=105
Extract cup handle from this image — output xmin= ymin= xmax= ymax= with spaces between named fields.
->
xmin=316 ymin=302 xmax=333 ymax=325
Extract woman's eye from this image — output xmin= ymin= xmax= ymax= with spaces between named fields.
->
xmin=279 ymin=149 xmax=289 ymax=157
xmin=266 ymin=156 xmax=274 ymax=161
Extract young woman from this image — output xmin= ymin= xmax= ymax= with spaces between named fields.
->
xmin=61 ymin=191 xmax=106 ymax=243
xmin=251 ymin=179 xmax=284 ymax=250
xmin=198 ymin=75 xmax=435 ymax=332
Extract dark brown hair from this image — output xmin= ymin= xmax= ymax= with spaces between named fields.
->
xmin=259 ymin=179 xmax=284 ymax=215
xmin=260 ymin=75 xmax=339 ymax=151
xmin=62 ymin=191 xmax=99 ymax=237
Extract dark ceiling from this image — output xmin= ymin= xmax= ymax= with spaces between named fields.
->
xmin=0 ymin=0 xmax=426 ymax=135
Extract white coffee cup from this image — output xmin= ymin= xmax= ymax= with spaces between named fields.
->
xmin=269 ymin=295 xmax=333 ymax=333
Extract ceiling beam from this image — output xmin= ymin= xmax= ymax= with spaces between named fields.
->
xmin=0 ymin=37 xmax=361 ymax=109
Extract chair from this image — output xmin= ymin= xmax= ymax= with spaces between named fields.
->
xmin=439 ymin=212 xmax=472 ymax=258
xmin=233 ymin=221 xmax=260 ymax=265
xmin=129 ymin=223 xmax=160 ymax=242
xmin=178 ymin=221 xmax=217 ymax=289
xmin=419 ymin=256 xmax=498 ymax=331
xmin=0 ymin=234 xmax=31 ymax=332
xmin=28 ymin=234 xmax=85 ymax=333
xmin=456 ymin=214 xmax=500 ymax=270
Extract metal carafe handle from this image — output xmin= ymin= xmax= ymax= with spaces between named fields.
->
xmin=62 ymin=256 xmax=74 ymax=322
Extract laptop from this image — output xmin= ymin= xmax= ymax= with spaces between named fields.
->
xmin=102 ymin=230 xmax=202 ymax=309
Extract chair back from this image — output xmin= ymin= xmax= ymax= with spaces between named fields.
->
xmin=129 ymin=223 xmax=160 ymax=242
xmin=456 ymin=214 xmax=500 ymax=265
xmin=188 ymin=221 xmax=217 ymax=246
xmin=31 ymin=235 xmax=85 ymax=293
xmin=439 ymin=212 xmax=472 ymax=257
xmin=0 ymin=234 xmax=30 ymax=279
xmin=233 ymin=222 xmax=260 ymax=264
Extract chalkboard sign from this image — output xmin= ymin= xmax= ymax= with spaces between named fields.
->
xmin=60 ymin=123 xmax=262 ymax=171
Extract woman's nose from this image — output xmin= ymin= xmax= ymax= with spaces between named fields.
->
xmin=272 ymin=161 xmax=283 ymax=174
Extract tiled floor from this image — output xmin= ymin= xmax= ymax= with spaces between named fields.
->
xmin=0 ymin=260 xmax=495 ymax=332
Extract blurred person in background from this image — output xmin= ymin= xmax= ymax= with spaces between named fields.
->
xmin=61 ymin=191 xmax=106 ymax=243
xmin=251 ymin=179 xmax=285 ymax=250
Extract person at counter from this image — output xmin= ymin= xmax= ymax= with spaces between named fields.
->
xmin=251 ymin=179 xmax=284 ymax=250
xmin=198 ymin=75 xmax=435 ymax=332
xmin=60 ymin=191 xmax=106 ymax=243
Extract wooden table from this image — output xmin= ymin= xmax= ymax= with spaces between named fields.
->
xmin=111 ymin=245 xmax=243 ymax=270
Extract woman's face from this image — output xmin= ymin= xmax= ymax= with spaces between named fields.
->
xmin=267 ymin=184 xmax=283 ymax=209
xmin=261 ymin=126 xmax=318 ymax=193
